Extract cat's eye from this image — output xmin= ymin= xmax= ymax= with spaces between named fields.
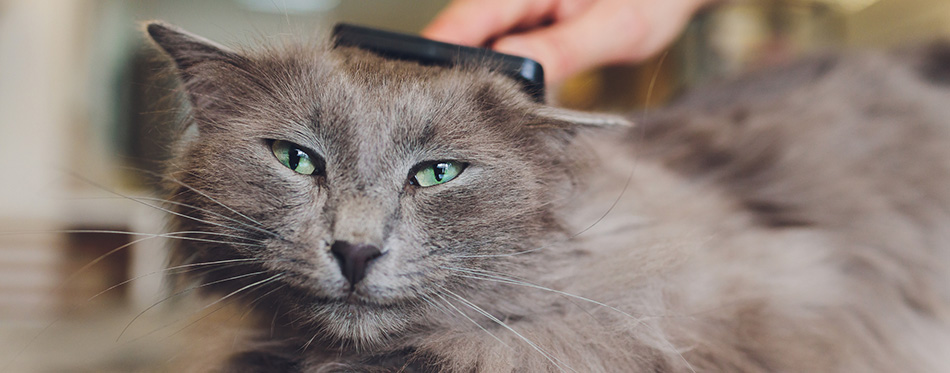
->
xmin=271 ymin=140 xmax=319 ymax=175
xmin=410 ymin=161 xmax=467 ymax=187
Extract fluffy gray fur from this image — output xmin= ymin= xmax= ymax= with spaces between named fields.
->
xmin=146 ymin=21 xmax=950 ymax=372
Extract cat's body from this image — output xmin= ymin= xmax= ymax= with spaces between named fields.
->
xmin=147 ymin=22 xmax=950 ymax=372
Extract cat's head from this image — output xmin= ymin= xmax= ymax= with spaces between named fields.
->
xmin=145 ymin=22 xmax=628 ymax=347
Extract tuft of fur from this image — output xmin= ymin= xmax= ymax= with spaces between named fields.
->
xmin=146 ymin=22 xmax=950 ymax=372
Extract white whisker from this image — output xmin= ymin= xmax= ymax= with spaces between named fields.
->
xmin=131 ymin=195 xmax=277 ymax=237
xmin=430 ymin=290 xmax=510 ymax=349
xmin=445 ymin=266 xmax=645 ymax=323
xmin=145 ymin=168 xmax=267 ymax=227
xmin=118 ymin=270 xmax=271 ymax=342
xmin=444 ymin=267 xmax=696 ymax=373
xmin=65 ymin=170 xmax=269 ymax=237
xmin=163 ymin=273 xmax=285 ymax=340
xmin=439 ymin=286 xmax=574 ymax=373
xmin=88 ymin=258 xmax=266 ymax=304
xmin=238 ymin=284 xmax=289 ymax=322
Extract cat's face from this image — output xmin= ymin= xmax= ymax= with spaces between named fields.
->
xmin=147 ymin=23 xmax=624 ymax=346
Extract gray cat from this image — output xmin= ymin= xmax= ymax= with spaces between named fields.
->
xmin=146 ymin=21 xmax=950 ymax=372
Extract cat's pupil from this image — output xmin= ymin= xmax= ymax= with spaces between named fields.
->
xmin=433 ymin=163 xmax=449 ymax=181
xmin=288 ymin=148 xmax=302 ymax=170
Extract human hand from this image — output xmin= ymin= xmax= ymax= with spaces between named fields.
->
xmin=422 ymin=0 xmax=715 ymax=85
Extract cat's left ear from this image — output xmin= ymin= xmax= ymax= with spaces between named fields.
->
xmin=531 ymin=106 xmax=634 ymax=128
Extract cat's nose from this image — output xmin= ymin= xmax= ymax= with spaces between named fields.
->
xmin=330 ymin=240 xmax=382 ymax=288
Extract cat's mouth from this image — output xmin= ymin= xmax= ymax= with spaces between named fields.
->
xmin=311 ymin=290 xmax=410 ymax=311
xmin=341 ymin=292 xmax=388 ymax=307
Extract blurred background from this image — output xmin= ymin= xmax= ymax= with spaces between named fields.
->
xmin=1 ymin=0 xmax=949 ymax=370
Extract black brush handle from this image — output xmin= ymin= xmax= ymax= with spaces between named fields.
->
xmin=332 ymin=23 xmax=545 ymax=102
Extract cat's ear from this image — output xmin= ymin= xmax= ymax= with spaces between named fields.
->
xmin=145 ymin=21 xmax=243 ymax=75
xmin=531 ymin=106 xmax=633 ymax=128
xmin=145 ymin=22 xmax=253 ymax=121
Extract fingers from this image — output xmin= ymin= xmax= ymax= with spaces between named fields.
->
xmin=421 ymin=0 xmax=560 ymax=47
xmin=492 ymin=0 xmax=648 ymax=83
xmin=422 ymin=0 xmax=712 ymax=85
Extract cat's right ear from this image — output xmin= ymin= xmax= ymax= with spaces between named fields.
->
xmin=145 ymin=21 xmax=252 ymax=114
xmin=145 ymin=21 xmax=243 ymax=75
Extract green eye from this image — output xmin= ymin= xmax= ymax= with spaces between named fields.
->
xmin=271 ymin=140 xmax=318 ymax=175
xmin=411 ymin=161 xmax=466 ymax=187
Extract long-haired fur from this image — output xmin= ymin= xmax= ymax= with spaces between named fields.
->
xmin=146 ymin=22 xmax=950 ymax=372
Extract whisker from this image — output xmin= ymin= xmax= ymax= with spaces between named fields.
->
xmin=0 ymin=229 xmax=264 ymax=324
xmin=72 ymin=195 xmax=278 ymax=237
xmin=417 ymin=293 xmax=452 ymax=317
xmin=121 ymin=272 xmax=284 ymax=347
xmin=87 ymin=258 xmax=266 ymax=304
xmin=238 ymin=284 xmax=289 ymax=323
xmin=444 ymin=267 xmax=696 ymax=373
xmin=134 ymin=200 xmax=261 ymax=237
xmin=162 ymin=273 xmax=285 ymax=340
xmin=117 ymin=270 xmax=271 ymax=342
xmin=0 ymin=229 xmax=264 ymax=245
xmin=446 ymin=267 xmax=641 ymax=319
xmin=162 ymin=231 xmax=266 ymax=246
xmin=302 ymin=332 xmax=319 ymax=353
xmin=0 ymin=254 xmax=263 ymax=371
xmin=63 ymin=170 xmax=268 ymax=237
xmin=455 ymin=219 xmax=652 ymax=259
xmin=455 ymin=246 xmax=548 ymax=259
xmin=429 ymin=290 xmax=510 ymax=349
xmin=439 ymin=285 xmax=574 ymax=373
xmin=270 ymin=305 xmax=281 ymax=339
xmin=44 ymin=229 xmax=263 ymax=293
xmin=114 ymin=165 xmax=267 ymax=227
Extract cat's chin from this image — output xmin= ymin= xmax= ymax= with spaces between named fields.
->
xmin=307 ymin=299 xmax=417 ymax=348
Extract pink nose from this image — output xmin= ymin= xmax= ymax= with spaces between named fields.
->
xmin=330 ymin=241 xmax=382 ymax=288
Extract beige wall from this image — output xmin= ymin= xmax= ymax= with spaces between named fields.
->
xmin=0 ymin=0 xmax=81 ymax=224
xmin=0 ymin=0 xmax=85 ymax=326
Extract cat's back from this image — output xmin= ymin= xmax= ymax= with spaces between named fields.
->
xmin=560 ymin=42 xmax=950 ymax=371
xmin=633 ymin=41 xmax=950 ymax=251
